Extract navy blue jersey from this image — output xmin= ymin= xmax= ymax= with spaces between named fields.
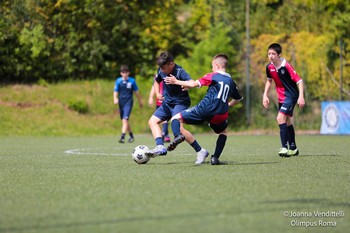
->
xmin=114 ymin=77 xmax=139 ymax=106
xmin=196 ymin=71 xmax=242 ymax=117
xmin=155 ymin=64 xmax=191 ymax=106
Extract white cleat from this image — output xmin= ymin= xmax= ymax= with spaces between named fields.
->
xmin=145 ymin=145 xmax=167 ymax=158
xmin=195 ymin=148 xmax=209 ymax=165
xmin=278 ymin=147 xmax=289 ymax=157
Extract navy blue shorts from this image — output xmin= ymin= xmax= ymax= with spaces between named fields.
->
xmin=119 ymin=104 xmax=133 ymax=120
xmin=279 ymin=99 xmax=296 ymax=117
xmin=181 ymin=106 xmax=228 ymax=134
xmin=153 ymin=102 xmax=189 ymax=122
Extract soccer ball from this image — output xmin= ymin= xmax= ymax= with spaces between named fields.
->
xmin=132 ymin=145 xmax=150 ymax=164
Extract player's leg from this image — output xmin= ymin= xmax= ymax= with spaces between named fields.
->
xmin=148 ymin=115 xmax=163 ymax=140
xmin=156 ymin=105 xmax=170 ymax=143
xmin=168 ymin=107 xmax=209 ymax=164
xmin=167 ymin=104 xmax=191 ymax=151
xmin=167 ymin=113 xmax=186 ymax=151
xmin=180 ymin=125 xmax=208 ymax=164
xmin=146 ymin=106 xmax=169 ymax=157
xmin=209 ymin=122 xmax=228 ymax=165
xmin=277 ymin=112 xmax=289 ymax=156
xmin=162 ymin=122 xmax=171 ymax=143
xmin=124 ymin=105 xmax=134 ymax=143
xmin=118 ymin=105 xmax=126 ymax=143
xmin=286 ymin=116 xmax=299 ymax=156
xmin=126 ymin=121 xmax=134 ymax=143
xmin=145 ymin=115 xmax=167 ymax=156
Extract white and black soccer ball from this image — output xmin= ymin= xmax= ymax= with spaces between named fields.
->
xmin=132 ymin=145 xmax=150 ymax=164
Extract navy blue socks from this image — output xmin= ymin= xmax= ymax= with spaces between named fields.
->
xmin=279 ymin=123 xmax=288 ymax=148
xmin=213 ymin=134 xmax=227 ymax=158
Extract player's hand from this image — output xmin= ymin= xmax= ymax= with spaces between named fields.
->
xmin=181 ymin=86 xmax=189 ymax=91
xmin=228 ymin=100 xmax=235 ymax=107
xmin=164 ymin=74 xmax=176 ymax=85
xmin=156 ymin=93 xmax=164 ymax=101
xmin=262 ymin=96 xmax=269 ymax=109
xmin=114 ymin=99 xmax=118 ymax=105
xmin=298 ymin=97 xmax=305 ymax=109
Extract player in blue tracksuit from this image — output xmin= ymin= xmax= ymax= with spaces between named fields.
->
xmin=164 ymin=54 xmax=243 ymax=165
xmin=146 ymin=52 xmax=209 ymax=160
xmin=113 ymin=65 xmax=143 ymax=143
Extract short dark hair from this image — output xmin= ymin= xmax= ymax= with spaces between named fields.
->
xmin=213 ymin=53 xmax=228 ymax=68
xmin=268 ymin=43 xmax=282 ymax=55
xmin=156 ymin=52 xmax=174 ymax=67
xmin=120 ymin=65 xmax=129 ymax=72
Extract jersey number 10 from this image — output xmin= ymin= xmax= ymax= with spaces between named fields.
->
xmin=217 ymin=81 xmax=230 ymax=102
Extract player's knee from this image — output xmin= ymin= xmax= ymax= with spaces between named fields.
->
xmin=170 ymin=113 xmax=181 ymax=123
xmin=276 ymin=116 xmax=286 ymax=124
xmin=148 ymin=117 xmax=156 ymax=127
xmin=219 ymin=130 xmax=227 ymax=136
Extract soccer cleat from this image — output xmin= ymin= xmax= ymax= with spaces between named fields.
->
xmin=128 ymin=137 xmax=134 ymax=143
xmin=287 ymin=148 xmax=299 ymax=156
xmin=118 ymin=138 xmax=125 ymax=143
xmin=195 ymin=148 xmax=209 ymax=165
xmin=145 ymin=145 xmax=167 ymax=157
xmin=278 ymin=147 xmax=289 ymax=157
xmin=164 ymin=136 xmax=171 ymax=143
xmin=210 ymin=156 xmax=221 ymax=165
xmin=167 ymin=135 xmax=185 ymax=151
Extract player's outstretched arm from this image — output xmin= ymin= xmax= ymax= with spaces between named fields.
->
xmin=164 ymin=74 xmax=199 ymax=88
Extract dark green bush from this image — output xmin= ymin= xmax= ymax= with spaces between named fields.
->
xmin=68 ymin=99 xmax=89 ymax=114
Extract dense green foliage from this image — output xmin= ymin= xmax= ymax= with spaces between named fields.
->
xmin=1 ymin=135 xmax=349 ymax=232
xmin=1 ymin=0 xmax=349 ymax=100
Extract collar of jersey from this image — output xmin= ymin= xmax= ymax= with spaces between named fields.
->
xmin=216 ymin=70 xmax=231 ymax=77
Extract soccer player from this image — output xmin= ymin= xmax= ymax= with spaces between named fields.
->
xmin=148 ymin=80 xmax=171 ymax=143
xmin=262 ymin=43 xmax=305 ymax=157
xmin=113 ymin=65 xmax=143 ymax=143
xmin=164 ymin=53 xmax=243 ymax=165
xmin=146 ymin=52 xmax=209 ymax=159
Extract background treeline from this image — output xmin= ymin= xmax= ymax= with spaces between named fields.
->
xmin=1 ymin=0 xmax=349 ymax=98
xmin=0 ymin=0 xmax=349 ymax=134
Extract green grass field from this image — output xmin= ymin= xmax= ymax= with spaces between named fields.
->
xmin=0 ymin=134 xmax=349 ymax=233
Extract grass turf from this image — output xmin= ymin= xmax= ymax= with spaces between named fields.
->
xmin=0 ymin=135 xmax=349 ymax=233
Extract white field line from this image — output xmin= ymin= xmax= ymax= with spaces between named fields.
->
xmin=64 ymin=148 xmax=192 ymax=156
xmin=64 ymin=148 xmax=128 ymax=156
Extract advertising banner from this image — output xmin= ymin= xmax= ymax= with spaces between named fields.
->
xmin=320 ymin=101 xmax=350 ymax=135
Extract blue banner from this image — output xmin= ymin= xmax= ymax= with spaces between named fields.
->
xmin=320 ymin=101 xmax=350 ymax=135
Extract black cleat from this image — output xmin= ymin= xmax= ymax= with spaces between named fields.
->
xmin=167 ymin=135 xmax=185 ymax=151
xmin=128 ymin=137 xmax=134 ymax=143
xmin=211 ymin=156 xmax=221 ymax=165
xmin=118 ymin=138 xmax=125 ymax=143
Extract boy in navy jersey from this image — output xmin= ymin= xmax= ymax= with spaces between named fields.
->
xmin=113 ymin=65 xmax=143 ymax=143
xmin=164 ymin=54 xmax=243 ymax=165
xmin=263 ymin=43 xmax=305 ymax=157
xmin=146 ymin=52 xmax=209 ymax=159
